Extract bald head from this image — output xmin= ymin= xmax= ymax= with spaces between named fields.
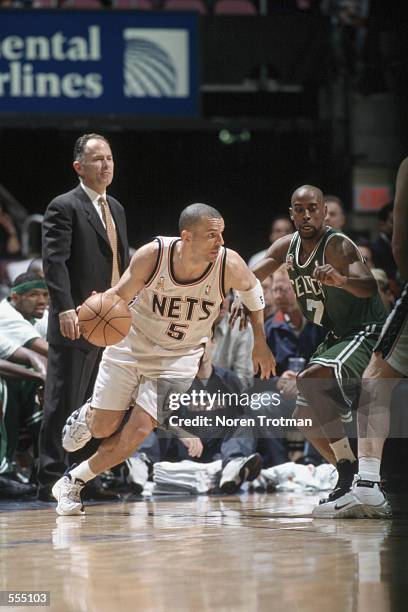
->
xmin=291 ymin=185 xmax=324 ymax=205
xmin=289 ymin=184 xmax=326 ymax=241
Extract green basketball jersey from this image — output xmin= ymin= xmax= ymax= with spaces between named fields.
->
xmin=286 ymin=227 xmax=386 ymax=337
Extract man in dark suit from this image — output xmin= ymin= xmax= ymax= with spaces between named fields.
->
xmin=38 ymin=133 xmax=129 ymax=500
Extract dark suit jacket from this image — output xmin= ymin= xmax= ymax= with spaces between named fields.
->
xmin=42 ymin=184 xmax=129 ymax=349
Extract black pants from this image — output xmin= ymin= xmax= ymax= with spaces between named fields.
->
xmin=37 ymin=343 xmax=102 ymax=493
xmin=4 ymin=378 xmax=42 ymax=468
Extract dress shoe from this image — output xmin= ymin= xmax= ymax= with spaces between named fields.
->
xmin=37 ymin=487 xmax=55 ymax=502
xmin=0 ymin=475 xmax=36 ymax=499
xmin=82 ymin=477 xmax=120 ymax=501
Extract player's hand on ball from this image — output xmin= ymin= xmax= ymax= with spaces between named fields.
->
xmin=78 ymin=292 xmax=131 ymax=347
xmin=181 ymin=436 xmax=203 ymax=458
xmin=59 ymin=310 xmax=80 ymax=340
xmin=313 ymin=260 xmax=346 ymax=287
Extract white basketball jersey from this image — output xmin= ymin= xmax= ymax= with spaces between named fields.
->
xmin=131 ymin=237 xmax=227 ymax=351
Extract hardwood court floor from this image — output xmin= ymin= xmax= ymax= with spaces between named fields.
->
xmin=1 ymin=492 xmax=408 ymax=612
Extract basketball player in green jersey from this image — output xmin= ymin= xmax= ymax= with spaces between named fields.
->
xmin=251 ymin=184 xmax=387 ymax=517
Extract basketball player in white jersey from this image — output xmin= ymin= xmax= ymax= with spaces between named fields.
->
xmin=53 ymin=203 xmax=276 ymax=514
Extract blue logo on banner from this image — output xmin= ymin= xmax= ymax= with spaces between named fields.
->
xmin=124 ymin=38 xmax=177 ymax=97
xmin=0 ymin=10 xmax=198 ymax=115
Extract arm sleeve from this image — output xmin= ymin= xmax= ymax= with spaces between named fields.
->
xmin=0 ymin=336 xmax=20 ymax=360
xmin=0 ymin=320 xmax=41 ymax=358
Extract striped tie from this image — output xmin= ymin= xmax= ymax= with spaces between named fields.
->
xmin=99 ymin=196 xmax=121 ymax=287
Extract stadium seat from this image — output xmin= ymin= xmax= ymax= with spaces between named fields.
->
xmin=163 ymin=0 xmax=207 ymax=14
xmin=60 ymin=0 xmax=110 ymax=7
xmin=214 ymin=0 xmax=256 ymax=14
xmin=33 ymin=0 xmax=58 ymax=7
xmin=115 ymin=0 xmax=151 ymax=7
xmin=132 ymin=0 xmax=154 ymax=8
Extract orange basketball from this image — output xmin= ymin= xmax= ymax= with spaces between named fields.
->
xmin=78 ymin=293 xmax=131 ymax=347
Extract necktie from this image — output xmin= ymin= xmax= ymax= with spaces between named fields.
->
xmin=99 ymin=196 xmax=121 ymax=286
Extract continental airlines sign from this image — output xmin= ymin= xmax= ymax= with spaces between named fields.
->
xmin=0 ymin=11 xmax=198 ymax=115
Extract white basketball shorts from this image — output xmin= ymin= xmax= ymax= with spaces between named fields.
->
xmin=91 ymin=325 xmax=204 ymax=422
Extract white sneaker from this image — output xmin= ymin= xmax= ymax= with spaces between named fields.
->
xmin=312 ymin=489 xmax=358 ymax=518
xmin=312 ymin=476 xmax=392 ymax=519
xmin=219 ymin=453 xmax=261 ymax=494
xmin=52 ymin=470 xmax=86 ymax=516
xmin=350 ymin=477 xmax=392 ymax=518
xmin=62 ymin=402 xmax=92 ymax=452
xmin=126 ymin=455 xmax=150 ymax=494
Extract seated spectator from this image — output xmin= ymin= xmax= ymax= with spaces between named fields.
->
xmin=261 ymin=274 xmax=275 ymax=323
xmin=0 ymin=272 xmax=49 ymax=345
xmin=0 ymin=346 xmax=45 ymax=498
xmin=0 ymin=202 xmax=20 ymax=259
xmin=212 ymin=293 xmax=254 ymax=390
xmin=0 ymin=273 xmax=48 ymax=485
xmin=355 ymin=237 xmax=374 ymax=269
xmin=371 ymin=268 xmax=395 ymax=313
xmin=127 ymin=340 xmax=261 ymax=495
xmin=324 ymin=194 xmax=346 ymax=231
xmin=372 ymin=202 xmax=397 ymax=282
xmin=26 ymin=262 xmax=48 ymax=338
xmin=265 ymin=266 xmax=325 ymax=375
xmin=248 ymin=215 xmax=293 ymax=268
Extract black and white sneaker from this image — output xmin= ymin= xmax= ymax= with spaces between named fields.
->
xmin=126 ymin=454 xmax=152 ymax=495
xmin=62 ymin=402 xmax=92 ymax=452
xmin=219 ymin=453 xmax=262 ymax=494
xmin=318 ymin=458 xmax=358 ymax=505
xmin=52 ymin=466 xmax=85 ymax=516
xmin=312 ymin=475 xmax=392 ymax=519
xmin=349 ymin=477 xmax=392 ymax=518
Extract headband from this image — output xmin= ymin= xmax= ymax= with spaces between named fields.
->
xmin=11 ymin=280 xmax=48 ymax=295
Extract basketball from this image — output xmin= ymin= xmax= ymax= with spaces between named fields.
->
xmin=78 ymin=292 xmax=131 ymax=347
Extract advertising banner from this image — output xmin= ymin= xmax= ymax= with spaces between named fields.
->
xmin=0 ymin=10 xmax=198 ymax=115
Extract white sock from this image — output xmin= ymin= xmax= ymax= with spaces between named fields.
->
xmin=69 ymin=461 xmax=97 ymax=483
xmin=358 ymin=457 xmax=381 ymax=482
xmin=329 ymin=437 xmax=356 ymax=463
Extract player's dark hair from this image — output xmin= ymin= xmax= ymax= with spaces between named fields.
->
xmin=377 ymin=202 xmax=393 ymax=222
xmin=73 ymin=133 xmax=110 ymax=162
xmin=179 ymin=203 xmax=222 ymax=233
xmin=12 ymin=272 xmax=43 ymax=287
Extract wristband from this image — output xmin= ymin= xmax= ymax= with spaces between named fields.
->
xmin=236 ymin=279 xmax=265 ymax=311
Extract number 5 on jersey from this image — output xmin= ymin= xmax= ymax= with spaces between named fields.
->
xmin=166 ymin=322 xmax=189 ymax=341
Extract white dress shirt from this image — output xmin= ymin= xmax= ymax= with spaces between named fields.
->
xmin=80 ymin=181 xmax=116 ymax=230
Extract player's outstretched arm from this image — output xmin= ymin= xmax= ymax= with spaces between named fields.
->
xmin=225 ymin=250 xmax=276 ymax=379
xmin=229 ymin=234 xmax=291 ymax=329
xmin=315 ymin=235 xmax=377 ymax=298
xmin=107 ymin=241 xmax=159 ymax=304
xmin=393 ymin=157 xmax=408 ymax=280
xmin=251 ymin=235 xmax=293 ymax=280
